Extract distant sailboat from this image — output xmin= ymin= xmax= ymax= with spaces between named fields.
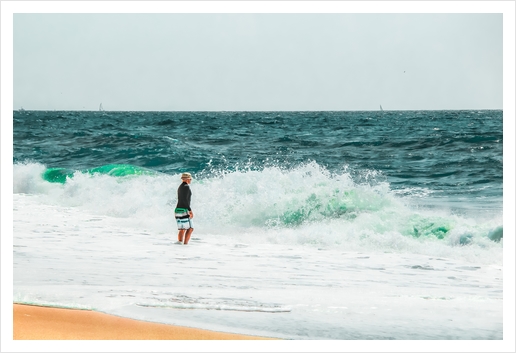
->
xmin=380 ymin=105 xmax=384 ymax=111
xmin=99 ymin=103 xmax=104 ymax=111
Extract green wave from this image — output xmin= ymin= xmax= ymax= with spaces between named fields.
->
xmin=87 ymin=164 xmax=156 ymax=177
xmin=42 ymin=164 xmax=157 ymax=183
xmin=487 ymin=226 xmax=503 ymax=242
xmin=42 ymin=168 xmax=75 ymax=184
xmin=274 ymin=191 xmax=458 ymax=241
xmin=409 ymin=216 xmax=451 ymax=239
xmin=278 ymin=189 xmax=389 ymax=226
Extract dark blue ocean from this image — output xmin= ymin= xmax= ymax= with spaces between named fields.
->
xmin=13 ymin=110 xmax=504 ymax=340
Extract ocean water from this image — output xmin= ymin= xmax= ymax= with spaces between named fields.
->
xmin=13 ymin=110 xmax=503 ymax=340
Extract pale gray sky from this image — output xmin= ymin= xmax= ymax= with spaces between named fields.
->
xmin=13 ymin=12 xmax=503 ymax=111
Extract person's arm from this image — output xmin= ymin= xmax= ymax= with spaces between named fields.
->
xmin=187 ymin=187 xmax=193 ymax=217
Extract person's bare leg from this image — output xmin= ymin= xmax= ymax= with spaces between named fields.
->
xmin=183 ymin=228 xmax=194 ymax=245
xmin=177 ymin=229 xmax=186 ymax=243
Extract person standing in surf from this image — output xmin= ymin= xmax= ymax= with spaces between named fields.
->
xmin=175 ymin=172 xmax=194 ymax=245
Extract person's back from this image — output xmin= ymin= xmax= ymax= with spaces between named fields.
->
xmin=176 ymin=182 xmax=191 ymax=211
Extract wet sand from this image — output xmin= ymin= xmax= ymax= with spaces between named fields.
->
xmin=13 ymin=304 xmax=274 ymax=340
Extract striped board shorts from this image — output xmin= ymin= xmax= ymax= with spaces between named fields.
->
xmin=175 ymin=208 xmax=194 ymax=230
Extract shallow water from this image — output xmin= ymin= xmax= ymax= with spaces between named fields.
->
xmin=13 ymin=191 xmax=502 ymax=339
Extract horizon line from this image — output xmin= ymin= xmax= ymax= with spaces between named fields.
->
xmin=13 ymin=108 xmax=503 ymax=113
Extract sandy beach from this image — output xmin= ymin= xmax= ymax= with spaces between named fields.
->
xmin=13 ymin=304 xmax=274 ymax=340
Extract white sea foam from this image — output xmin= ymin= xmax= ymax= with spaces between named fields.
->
xmin=12 ymin=161 xmax=504 ymax=339
xmin=13 ymin=183 xmax=503 ymax=339
xmin=13 ymin=162 xmax=503 ymax=264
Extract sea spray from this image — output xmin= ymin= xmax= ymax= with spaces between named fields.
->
xmin=13 ymin=161 xmax=502 ymax=264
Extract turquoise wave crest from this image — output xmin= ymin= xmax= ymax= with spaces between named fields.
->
xmin=42 ymin=164 xmax=157 ymax=183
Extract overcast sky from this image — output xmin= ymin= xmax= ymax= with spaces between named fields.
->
xmin=12 ymin=10 xmax=503 ymax=111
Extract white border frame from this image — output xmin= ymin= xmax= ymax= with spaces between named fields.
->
xmin=2 ymin=1 xmax=514 ymax=352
